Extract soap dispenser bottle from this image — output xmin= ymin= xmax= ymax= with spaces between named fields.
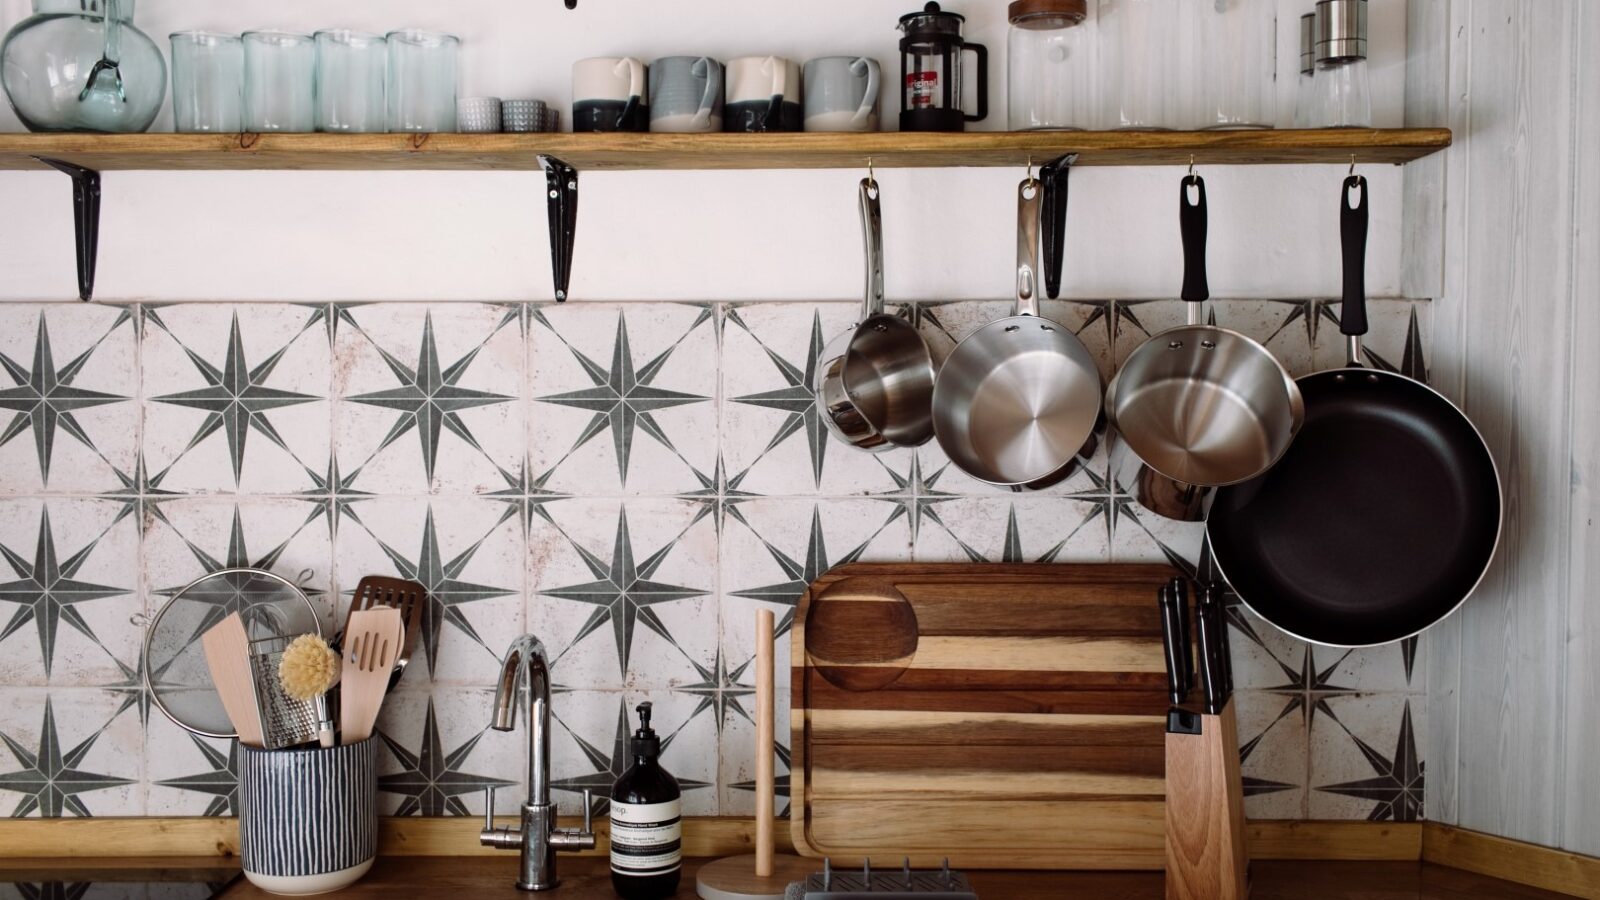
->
xmin=610 ymin=701 xmax=682 ymax=898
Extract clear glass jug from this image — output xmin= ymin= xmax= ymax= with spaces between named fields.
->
xmin=2 ymin=0 xmax=167 ymax=133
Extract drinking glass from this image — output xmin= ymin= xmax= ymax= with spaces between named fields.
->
xmin=243 ymin=30 xmax=314 ymax=132
xmin=1099 ymin=0 xmax=1179 ymax=129
xmin=315 ymin=29 xmax=386 ymax=133
xmin=1197 ymin=0 xmax=1276 ymax=129
xmin=170 ymin=31 xmax=242 ymax=133
xmin=386 ymin=29 xmax=458 ymax=133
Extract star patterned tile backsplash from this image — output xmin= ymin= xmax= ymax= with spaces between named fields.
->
xmin=0 ymin=299 xmax=1429 ymax=823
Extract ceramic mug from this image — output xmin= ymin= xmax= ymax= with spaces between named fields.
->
xmin=239 ymin=739 xmax=378 ymax=895
xmin=572 ymin=56 xmax=647 ymax=132
xmin=649 ymin=55 xmax=722 ymax=133
xmin=724 ymin=55 xmax=802 ymax=133
xmin=804 ymin=56 xmax=882 ymax=132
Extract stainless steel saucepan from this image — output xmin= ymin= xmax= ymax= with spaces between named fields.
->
xmin=931 ymin=177 xmax=1102 ymax=490
xmin=1106 ymin=174 xmax=1303 ymax=520
xmin=815 ymin=177 xmax=936 ymax=451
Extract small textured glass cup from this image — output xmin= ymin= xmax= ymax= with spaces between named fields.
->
xmin=243 ymin=30 xmax=315 ymax=132
xmin=386 ymin=29 xmax=458 ymax=133
xmin=170 ymin=31 xmax=243 ymax=133
xmin=315 ymin=29 xmax=386 ymax=133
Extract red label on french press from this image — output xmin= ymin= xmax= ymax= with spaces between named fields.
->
xmin=906 ymin=71 xmax=939 ymax=107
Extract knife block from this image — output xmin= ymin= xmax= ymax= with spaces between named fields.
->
xmin=1164 ymin=700 xmax=1249 ymax=900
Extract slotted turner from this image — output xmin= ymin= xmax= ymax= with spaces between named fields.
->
xmin=345 ymin=575 xmax=426 ymax=690
xmin=340 ymin=606 xmax=404 ymax=744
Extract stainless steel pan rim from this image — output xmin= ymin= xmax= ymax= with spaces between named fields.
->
xmin=931 ymin=177 xmax=1102 ymax=489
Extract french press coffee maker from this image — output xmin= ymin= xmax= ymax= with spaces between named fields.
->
xmin=898 ymin=1 xmax=988 ymax=132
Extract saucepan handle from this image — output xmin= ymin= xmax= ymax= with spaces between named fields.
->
xmin=1016 ymin=177 xmax=1042 ymax=318
xmin=1180 ymin=174 xmax=1209 ymax=318
xmin=1340 ymin=174 xmax=1369 ymax=339
xmin=859 ymin=178 xmax=885 ymax=319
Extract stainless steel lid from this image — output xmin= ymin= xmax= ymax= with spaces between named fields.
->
xmin=1315 ymin=0 xmax=1368 ymax=63
xmin=1300 ymin=13 xmax=1317 ymax=74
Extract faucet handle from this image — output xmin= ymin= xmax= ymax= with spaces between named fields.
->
xmin=580 ymin=789 xmax=593 ymax=834
xmin=483 ymin=786 xmax=497 ymax=832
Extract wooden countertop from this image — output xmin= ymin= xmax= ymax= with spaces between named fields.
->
xmin=202 ymin=856 xmax=1578 ymax=899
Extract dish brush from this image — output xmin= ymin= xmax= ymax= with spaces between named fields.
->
xmin=279 ymin=634 xmax=341 ymax=747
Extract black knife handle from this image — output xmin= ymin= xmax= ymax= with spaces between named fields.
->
xmin=1158 ymin=583 xmax=1189 ymax=705
xmin=1201 ymin=582 xmax=1234 ymax=700
xmin=1172 ymin=577 xmax=1193 ymax=698
xmin=1194 ymin=585 xmax=1225 ymax=716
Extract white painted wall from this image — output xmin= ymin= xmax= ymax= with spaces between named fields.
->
xmin=1420 ymin=0 xmax=1600 ymax=856
xmin=0 ymin=0 xmax=1411 ymax=303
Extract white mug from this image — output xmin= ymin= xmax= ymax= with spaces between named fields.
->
xmin=725 ymin=55 xmax=802 ymax=133
xmin=572 ymin=56 xmax=647 ymax=132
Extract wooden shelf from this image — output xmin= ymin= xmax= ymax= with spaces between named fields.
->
xmin=0 ymin=128 xmax=1450 ymax=172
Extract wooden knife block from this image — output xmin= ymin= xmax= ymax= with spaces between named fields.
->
xmin=1164 ymin=699 xmax=1249 ymax=900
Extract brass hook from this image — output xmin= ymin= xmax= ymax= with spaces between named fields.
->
xmin=1349 ymin=154 xmax=1356 ymax=176
xmin=1188 ymin=154 xmax=1196 ymax=176
xmin=867 ymin=156 xmax=875 ymax=182
xmin=1027 ymin=155 xmax=1034 ymax=181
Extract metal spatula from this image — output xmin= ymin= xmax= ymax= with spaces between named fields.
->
xmin=344 ymin=575 xmax=426 ymax=690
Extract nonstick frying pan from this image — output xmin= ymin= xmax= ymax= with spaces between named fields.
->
xmin=1206 ymin=176 xmax=1502 ymax=647
xmin=815 ymin=177 xmax=936 ymax=451
xmin=931 ymin=177 xmax=1102 ymax=490
xmin=1106 ymin=174 xmax=1304 ymax=521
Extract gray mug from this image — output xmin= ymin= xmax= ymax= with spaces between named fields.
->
xmin=649 ymin=56 xmax=722 ymax=133
xmin=803 ymin=56 xmax=881 ymax=132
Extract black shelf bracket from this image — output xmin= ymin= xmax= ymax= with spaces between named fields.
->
xmin=539 ymin=155 xmax=578 ymax=302
xmin=1039 ymin=153 xmax=1076 ymax=301
xmin=34 ymin=157 xmax=102 ymax=302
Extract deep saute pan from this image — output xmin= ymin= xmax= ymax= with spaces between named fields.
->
xmin=1205 ymin=176 xmax=1502 ymax=647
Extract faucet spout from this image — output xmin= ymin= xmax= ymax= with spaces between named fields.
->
xmin=480 ymin=634 xmax=594 ymax=891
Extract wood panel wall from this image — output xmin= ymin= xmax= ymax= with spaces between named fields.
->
xmin=1416 ymin=0 xmax=1600 ymax=856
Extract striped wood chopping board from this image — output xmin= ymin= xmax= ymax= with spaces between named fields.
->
xmin=790 ymin=562 xmax=1180 ymax=870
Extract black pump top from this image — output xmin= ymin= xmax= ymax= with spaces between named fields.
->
xmin=630 ymin=701 xmax=661 ymax=760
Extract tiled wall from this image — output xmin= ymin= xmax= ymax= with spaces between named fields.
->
xmin=0 ymin=298 xmax=1425 ymax=823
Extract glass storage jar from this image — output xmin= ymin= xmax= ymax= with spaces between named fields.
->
xmin=1 ymin=0 xmax=166 ymax=133
xmin=1007 ymin=0 xmax=1093 ymax=131
xmin=1098 ymin=0 xmax=1179 ymax=129
xmin=1293 ymin=12 xmax=1316 ymax=127
xmin=1312 ymin=0 xmax=1370 ymax=127
xmin=1196 ymin=0 xmax=1276 ymax=129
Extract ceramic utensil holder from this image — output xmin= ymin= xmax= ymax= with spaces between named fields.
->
xmin=240 ymin=738 xmax=378 ymax=895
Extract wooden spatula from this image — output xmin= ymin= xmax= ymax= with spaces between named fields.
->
xmin=345 ymin=575 xmax=427 ymax=689
xmin=201 ymin=612 xmax=265 ymax=748
xmin=339 ymin=606 xmax=404 ymax=744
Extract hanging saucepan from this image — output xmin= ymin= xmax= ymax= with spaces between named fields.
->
xmin=815 ymin=177 xmax=937 ymax=451
xmin=1206 ymin=175 xmax=1502 ymax=646
xmin=1106 ymin=174 xmax=1304 ymax=521
xmin=931 ymin=177 xmax=1102 ymax=490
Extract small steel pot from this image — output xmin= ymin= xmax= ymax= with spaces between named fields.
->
xmin=815 ymin=177 xmax=936 ymax=451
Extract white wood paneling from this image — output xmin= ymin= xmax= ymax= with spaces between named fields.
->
xmin=1559 ymin=0 xmax=1600 ymax=860
xmin=1425 ymin=0 xmax=1600 ymax=855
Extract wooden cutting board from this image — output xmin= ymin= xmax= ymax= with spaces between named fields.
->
xmin=790 ymin=563 xmax=1179 ymax=871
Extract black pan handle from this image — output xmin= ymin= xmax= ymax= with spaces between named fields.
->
xmin=1340 ymin=174 xmax=1369 ymax=338
xmin=1158 ymin=581 xmax=1191 ymax=705
xmin=1180 ymin=175 xmax=1209 ymax=305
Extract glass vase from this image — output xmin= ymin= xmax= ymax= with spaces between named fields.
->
xmin=1 ymin=0 xmax=166 ymax=133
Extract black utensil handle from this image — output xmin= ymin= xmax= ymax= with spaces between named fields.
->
xmin=1158 ymin=583 xmax=1188 ymax=705
xmin=1340 ymin=174 xmax=1369 ymax=337
xmin=1180 ymin=175 xmax=1209 ymax=304
xmin=1174 ymin=578 xmax=1194 ymax=696
xmin=965 ymin=42 xmax=988 ymax=122
xmin=1041 ymin=160 xmax=1069 ymax=300
xmin=1194 ymin=585 xmax=1225 ymax=715
xmin=1201 ymin=583 xmax=1233 ymax=701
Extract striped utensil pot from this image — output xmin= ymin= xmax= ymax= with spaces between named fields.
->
xmin=239 ymin=738 xmax=378 ymax=895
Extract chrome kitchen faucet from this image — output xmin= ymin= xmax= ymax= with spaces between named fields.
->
xmin=480 ymin=634 xmax=596 ymax=891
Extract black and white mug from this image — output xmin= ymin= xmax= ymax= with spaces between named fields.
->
xmin=724 ymin=55 xmax=802 ymax=133
xmin=572 ymin=56 xmax=647 ymax=132
xmin=239 ymin=739 xmax=378 ymax=895
xmin=803 ymin=56 xmax=882 ymax=132
xmin=649 ymin=55 xmax=722 ymax=133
